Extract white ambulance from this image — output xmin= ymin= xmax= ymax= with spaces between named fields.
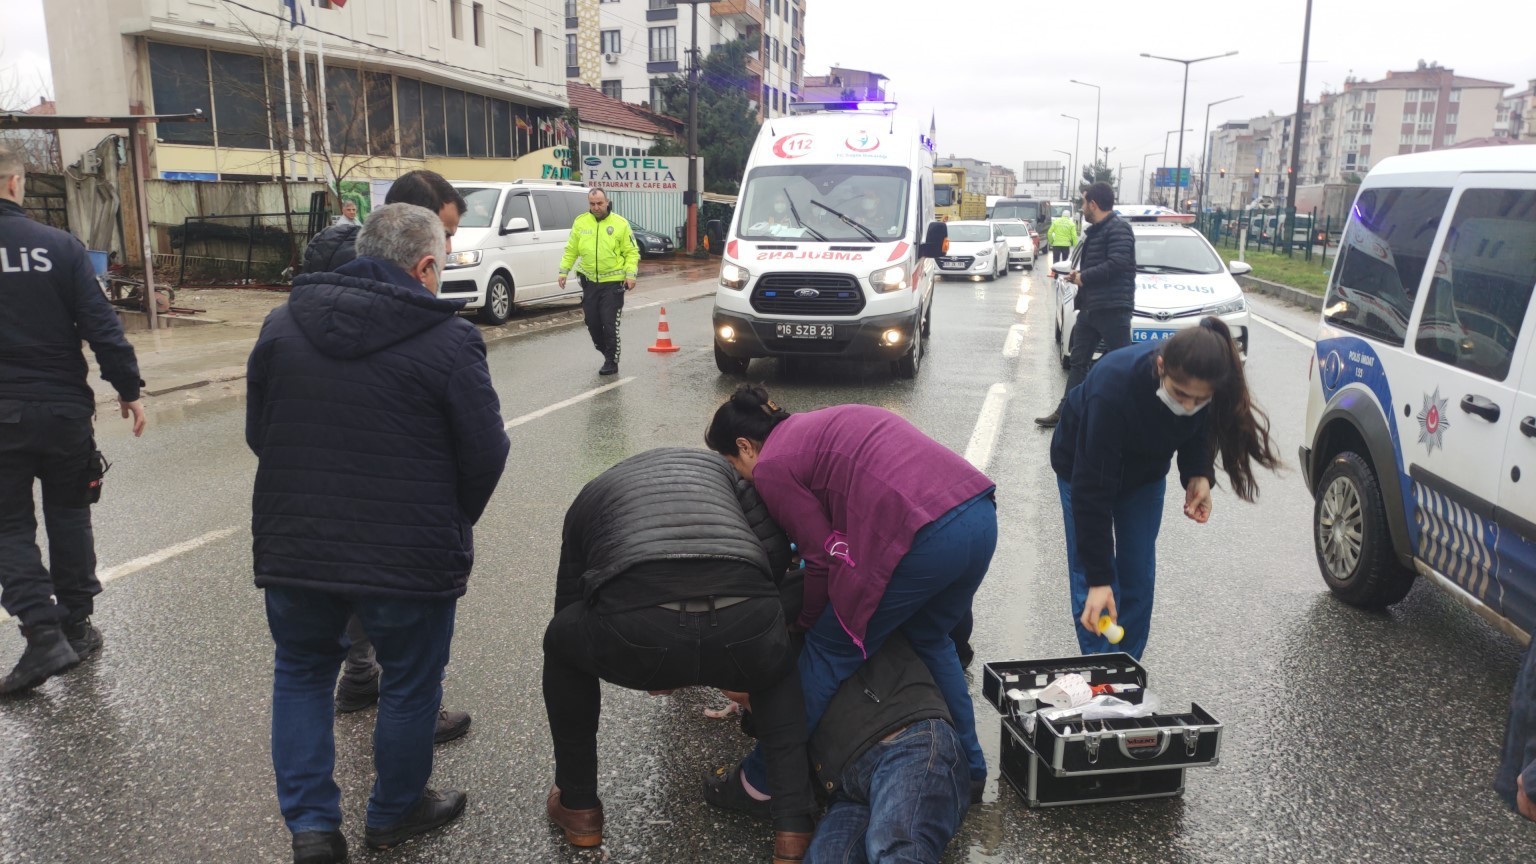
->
xmin=711 ymin=102 xmax=948 ymax=379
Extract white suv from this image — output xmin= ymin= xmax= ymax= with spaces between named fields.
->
xmin=1300 ymin=145 xmax=1536 ymax=643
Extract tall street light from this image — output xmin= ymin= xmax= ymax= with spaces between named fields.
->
xmin=1070 ymin=79 xmax=1101 ymax=172
xmin=1199 ymin=95 xmax=1243 ymax=216
xmin=1142 ymin=50 xmax=1238 ymax=211
xmin=1285 ymin=0 xmax=1316 ymax=249
xmin=1062 ymin=114 xmax=1081 ymax=196
xmin=1140 ymin=150 xmax=1161 ymax=205
xmin=1162 ymin=129 xmax=1191 ymax=206
xmin=1052 ymin=149 xmax=1073 ymax=198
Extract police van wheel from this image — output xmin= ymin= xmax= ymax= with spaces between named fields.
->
xmin=1313 ymin=451 xmax=1416 ymax=608
xmin=714 ymin=345 xmax=749 ymax=376
xmin=479 ymin=275 xmax=513 ymax=325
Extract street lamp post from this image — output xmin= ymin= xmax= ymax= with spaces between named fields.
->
xmin=1052 ymin=149 xmax=1073 ymax=198
xmin=1141 ymin=50 xmax=1238 ymax=212
xmin=1162 ymin=129 xmax=1191 ymax=206
xmin=1199 ymin=95 xmax=1243 ymax=216
xmin=1140 ymin=150 xmax=1161 ymax=205
xmin=1062 ymin=114 xmax=1081 ymax=196
xmin=1070 ymin=79 xmax=1101 ymax=175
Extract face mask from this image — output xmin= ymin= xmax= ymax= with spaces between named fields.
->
xmin=1157 ymin=380 xmax=1208 ymax=417
xmin=773 ymin=203 xmax=786 ymax=214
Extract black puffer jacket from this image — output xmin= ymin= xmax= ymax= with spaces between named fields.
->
xmin=302 ymin=223 xmax=359 ymax=273
xmin=246 ymin=256 xmax=510 ymax=599
xmin=1074 ymin=212 xmax=1137 ymax=312
xmin=555 ymin=448 xmax=792 ymax=610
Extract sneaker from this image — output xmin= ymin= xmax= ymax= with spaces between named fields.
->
xmin=702 ymin=764 xmax=770 ymax=820
xmin=546 ymin=785 xmax=604 ymax=848
xmin=434 ymin=709 xmax=471 ymax=745
xmin=63 ymin=620 xmax=104 ymax=661
xmin=363 ymin=787 xmax=467 ymax=850
xmin=1034 ymin=411 xmax=1060 ymax=428
xmin=0 ymin=625 xmax=79 ymax=695
xmin=955 ymin=640 xmax=975 ymax=670
xmin=334 ymin=674 xmax=380 ymax=713
xmin=292 ymin=830 xmax=347 ymax=864
xmin=598 ymin=361 xmax=619 ymax=376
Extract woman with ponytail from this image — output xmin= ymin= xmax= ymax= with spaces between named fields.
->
xmin=1052 ymin=316 xmax=1281 ymax=660
xmin=705 ymin=386 xmax=999 ymax=801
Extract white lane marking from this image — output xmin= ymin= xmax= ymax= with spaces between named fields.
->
xmin=1252 ymin=313 xmax=1315 ymax=348
xmin=1002 ymin=324 xmax=1027 ymax=359
xmin=1016 ymin=295 xmax=1031 ymax=316
xmin=504 ymin=378 xmax=636 ymax=430
xmin=99 ymin=527 xmax=243 ymax=584
xmin=964 ymin=383 xmax=1012 ymax=471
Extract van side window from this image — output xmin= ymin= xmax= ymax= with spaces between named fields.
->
xmin=503 ymin=193 xmax=533 ymax=231
xmin=532 ymin=193 xmax=559 ymax=230
xmin=1324 ymin=187 xmax=1451 ymax=346
xmin=563 ymin=191 xmax=590 ymax=225
xmin=1414 ymin=188 xmax=1536 ymax=380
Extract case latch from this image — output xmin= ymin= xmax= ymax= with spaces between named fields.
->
xmin=1182 ymin=726 xmax=1201 ymax=757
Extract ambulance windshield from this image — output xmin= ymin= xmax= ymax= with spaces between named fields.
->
xmin=738 ymin=165 xmax=910 ymax=242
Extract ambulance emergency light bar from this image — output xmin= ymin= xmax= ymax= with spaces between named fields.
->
xmin=788 ymin=101 xmax=899 ymax=114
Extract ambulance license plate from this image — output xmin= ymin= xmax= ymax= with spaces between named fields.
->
xmin=775 ymin=323 xmax=835 ymax=340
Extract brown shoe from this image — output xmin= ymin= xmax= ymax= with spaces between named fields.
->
xmin=773 ymin=831 xmax=812 ymax=864
xmin=546 ymin=785 xmax=603 ymax=848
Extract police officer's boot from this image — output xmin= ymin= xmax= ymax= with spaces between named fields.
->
xmin=0 ymin=624 xmax=80 ymax=695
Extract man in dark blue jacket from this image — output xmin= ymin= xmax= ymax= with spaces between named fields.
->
xmin=1036 ymin=182 xmax=1137 ymax=428
xmin=0 ymin=142 xmax=144 ymax=695
xmin=247 ymin=203 xmax=509 ymax=864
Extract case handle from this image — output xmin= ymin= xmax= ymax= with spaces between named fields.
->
xmin=1116 ymin=730 xmax=1172 ymax=760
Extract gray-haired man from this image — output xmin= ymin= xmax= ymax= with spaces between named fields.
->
xmin=247 ymin=203 xmax=509 ymax=864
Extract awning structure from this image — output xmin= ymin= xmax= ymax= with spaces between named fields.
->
xmin=0 ymin=111 xmax=205 ymax=329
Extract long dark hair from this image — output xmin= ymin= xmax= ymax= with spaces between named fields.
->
xmin=1159 ymin=317 xmax=1282 ymax=501
xmin=706 ymin=384 xmax=792 ymax=455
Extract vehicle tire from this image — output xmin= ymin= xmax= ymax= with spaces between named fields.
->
xmin=1313 ymin=451 xmax=1416 ymax=608
xmin=714 ymin=344 xmax=749 ymax=376
xmin=478 ymin=273 xmax=513 ymax=325
xmin=921 ymin=302 xmax=932 ymax=339
xmin=892 ymin=331 xmax=922 ymax=379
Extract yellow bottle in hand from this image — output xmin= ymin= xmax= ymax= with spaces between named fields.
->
xmin=1097 ymin=615 xmax=1125 ymax=645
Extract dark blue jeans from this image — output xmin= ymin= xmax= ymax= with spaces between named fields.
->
xmin=806 ymin=719 xmax=970 ymax=864
xmin=1059 ymin=476 xmax=1165 ymax=660
xmin=265 ymin=586 xmax=456 ymax=834
xmin=1496 ymin=640 xmax=1536 ymax=813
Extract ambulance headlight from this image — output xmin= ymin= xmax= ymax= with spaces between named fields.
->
xmin=868 ymin=263 xmax=909 ymax=294
xmin=720 ymin=261 xmax=750 ymax=290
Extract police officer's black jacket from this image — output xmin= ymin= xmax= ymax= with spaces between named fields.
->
xmin=302 ymin=223 xmax=359 ymax=274
xmin=246 ymin=256 xmax=510 ymax=599
xmin=0 ymin=199 xmax=141 ymax=407
xmin=554 ymin=448 xmax=792 ymax=612
xmin=810 ymin=632 xmax=952 ymax=795
xmin=1074 ymin=211 xmax=1137 ymax=313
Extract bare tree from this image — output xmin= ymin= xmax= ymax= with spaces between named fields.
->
xmin=0 ymin=47 xmax=62 ymax=173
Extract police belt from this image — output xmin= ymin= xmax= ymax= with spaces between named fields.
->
xmin=657 ymin=595 xmax=752 ymax=613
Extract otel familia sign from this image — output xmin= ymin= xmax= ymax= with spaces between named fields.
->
xmin=541 ymin=147 xmax=574 ymax=180
xmin=579 ymin=155 xmax=696 ymax=192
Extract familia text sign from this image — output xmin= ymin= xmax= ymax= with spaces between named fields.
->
xmin=580 ymin=155 xmax=696 ymax=192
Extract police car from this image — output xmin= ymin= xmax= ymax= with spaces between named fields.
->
xmin=1051 ymin=206 xmax=1252 ymax=369
xmin=1300 ymin=145 xmax=1536 ymax=643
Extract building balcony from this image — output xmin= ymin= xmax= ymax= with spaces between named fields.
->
xmin=744 ymin=52 xmax=763 ymax=77
xmin=711 ymin=0 xmax=764 ymax=27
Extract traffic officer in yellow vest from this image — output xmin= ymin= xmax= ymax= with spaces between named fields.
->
xmin=558 ymin=188 xmax=640 ymax=376
xmin=1047 ymin=211 xmax=1079 ymax=264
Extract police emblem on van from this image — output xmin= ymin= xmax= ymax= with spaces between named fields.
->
xmin=1417 ymin=388 xmax=1451 ymax=454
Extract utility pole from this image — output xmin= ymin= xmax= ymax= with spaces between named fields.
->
xmin=1142 ymin=51 xmax=1238 ymax=211
xmin=1062 ymin=114 xmax=1081 ymax=195
xmin=1098 ymin=145 xmax=1115 ymax=182
xmin=1070 ymin=79 xmax=1102 ymax=174
xmin=1285 ymin=0 xmax=1315 ymax=252
xmin=677 ymin=0 xmax=706 ymax=253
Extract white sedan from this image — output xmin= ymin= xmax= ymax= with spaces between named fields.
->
xmin=1052 ymin=220 xmax=1252 ymax=369
xmin=935 ymin=220 xmax=1009 ymax=281
xmin=992 ymin=219 xmax=1037 ymax=270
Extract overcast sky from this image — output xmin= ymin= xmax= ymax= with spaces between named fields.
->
xmin=7 ymin=0 xmax=1533 ymax=191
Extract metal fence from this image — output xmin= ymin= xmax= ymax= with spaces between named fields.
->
xmin=170 ymin=212 xmax=313 ymax=286
xmin=1195 ymin=206 xmax=1340 ymax=271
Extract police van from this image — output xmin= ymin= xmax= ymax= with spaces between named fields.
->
xmin=711 ymin=102 xmax=947 ymax=379
xmin=1300 ymin=144 xmax=1536 ymax=643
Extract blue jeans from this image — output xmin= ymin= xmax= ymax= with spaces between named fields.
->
xmin=265 ymin=586 xmax=457 ymax=834
xmin=806 ymin=719 xmax=970 ymax=864
xmin=1059 ymin=476 xmax=1165 ymax=660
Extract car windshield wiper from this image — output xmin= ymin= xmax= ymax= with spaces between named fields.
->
xmin=1137 ymin=264 xmax=1214 ymax=274
xmin=810 ymin=200 xmax=879 ymax=242
xmin=781 ymin=190 xmax=828 ymax=242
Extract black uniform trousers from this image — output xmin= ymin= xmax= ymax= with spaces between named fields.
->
xmin=580 ymin=276 xmax=626 ymax=366
xmin=1051 ymin=245 xmax=1071 ymax=263
xmin=0 ymin=402 xmax=100 ymax=629
xmin=1062 ymin=307 xmax=1134 ymax=402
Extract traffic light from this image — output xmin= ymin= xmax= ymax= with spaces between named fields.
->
xmin=1219 ymin=167 xmax=1226 ymax=178
xmin=1254 ymin=167 xmax=1261 ymax=176
xmin=1286 ymin=165 xmax=1293 ymax=175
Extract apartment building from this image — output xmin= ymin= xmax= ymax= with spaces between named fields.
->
xmin=986 ymin=164 xmax=1017 ymax=198
xmin=801 ymin=66 xmax=887 ymax=102
xmin=1497 ymin=79 xmax=1534 ymax=140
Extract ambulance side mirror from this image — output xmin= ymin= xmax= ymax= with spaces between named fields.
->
xmin=918 ymin=221 xmax=948 ymax=258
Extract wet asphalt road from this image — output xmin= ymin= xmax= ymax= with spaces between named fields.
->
xmin=0 ymin=263 xmax=1530 ymax=863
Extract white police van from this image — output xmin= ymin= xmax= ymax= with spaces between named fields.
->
xmin=1300 ymin=145 xmax=1536 ymax=643
xmin=711 ymin=102 xmax=947 ymax=379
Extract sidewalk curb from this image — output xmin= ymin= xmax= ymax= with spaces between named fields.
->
xmin=1237 ymin=274 xmax=1323 ymax=313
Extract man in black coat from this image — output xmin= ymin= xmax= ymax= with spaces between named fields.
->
xmin=1036 ymin=181 xmax=1137 ymax=428
xmin=247 ymin=203 xmax=509 ymax=864
xmin=0 ymin=142 xmax=144 ymax=694
xmin=542 ymin=447 xmax=817 ymax=862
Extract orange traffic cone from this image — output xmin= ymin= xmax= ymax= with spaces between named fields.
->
xmin=648 ymin=306 xmax=680 ymax=353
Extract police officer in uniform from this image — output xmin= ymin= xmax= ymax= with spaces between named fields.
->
xmin=0 ymin=142 xmax=145 ymax=695
xmin=557 ymin=188 xmax=639 ymax=376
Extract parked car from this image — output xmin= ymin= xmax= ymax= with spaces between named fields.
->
xmin=992 ymin=219 xmax=1037 ymax=270
xmin=1051 ymin=211 xmax=1251 ymax=369
xmin=631 ymin=224 xmax=675 ymax=258
xmin=937 ymin=220 xmax=1009 ymax=280
xmin=1300 ymin=144 xmax=1536 ymax=644
xmin=443 ymin=179 xmax=591 ymax=325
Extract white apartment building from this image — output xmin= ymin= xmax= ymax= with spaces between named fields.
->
xmin=45 ymin=0 xmax=569 ymax=183
xmin=1497 ymin=79 xmax=1534 ymax=140
xmin=986 ymin=165 xmax=1017 ymax=198
xmin=565 ymin=0 xmax=803 ymax=120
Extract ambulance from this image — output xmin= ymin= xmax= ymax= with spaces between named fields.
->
xmin=710 ymin=102 xmax=948 ymax=379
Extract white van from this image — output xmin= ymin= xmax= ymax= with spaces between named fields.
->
xmin=711 ymin=102 xmax=948 ymax=379
xmin=1300 ymin=144 xmax=1536 ymax=643
xmin=440 ymin=180 xmax=591 ymax=324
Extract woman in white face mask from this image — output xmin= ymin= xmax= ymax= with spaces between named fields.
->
xmin=1049 ymin=317 xmax=1281 ymax=659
